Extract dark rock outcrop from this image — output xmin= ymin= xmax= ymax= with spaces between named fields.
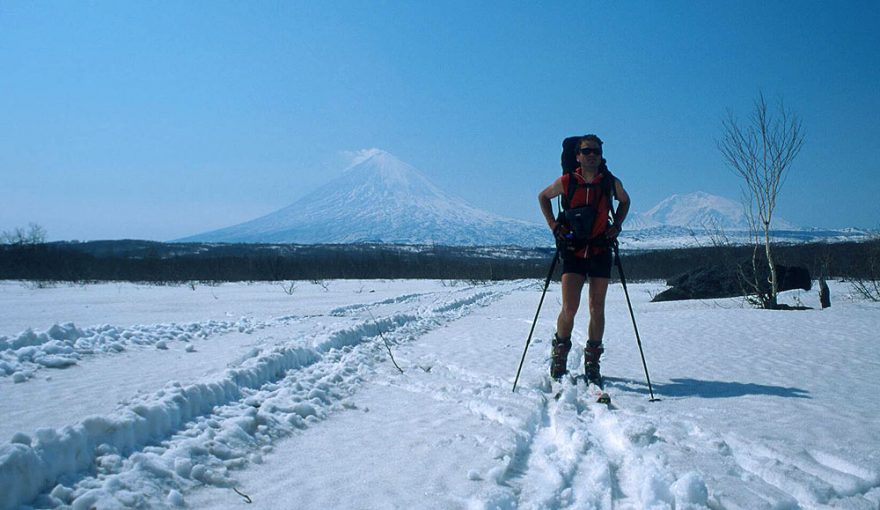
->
xmin=652 ymin=263 xmax=811 ymax=302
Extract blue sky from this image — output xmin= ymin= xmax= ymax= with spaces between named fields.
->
xmin=1 ymin=1 xmax=878 ymax=241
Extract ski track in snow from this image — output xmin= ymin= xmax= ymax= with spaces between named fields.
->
xmin=0 ymin=284 xmax=514 ymax=510
xmin=2 ymin=280 xmax=880 ymax=510
xmin=471 ymin=373 xmax=880 ymax=510
xmin=0 ymin=317 xmax=270 ymax=383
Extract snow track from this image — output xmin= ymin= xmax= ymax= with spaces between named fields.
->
xmin=725 ymin=435 xmax=880 ymax=508
xmin=496 ymin=379 xmax=880 ymax=510
xmin=0 ymin=318 xmax=266 ymax=383
xmin=501 ymin=379 xmax=706 ymax=510
xmin=0 ymin=283 xmax=513 ymax=510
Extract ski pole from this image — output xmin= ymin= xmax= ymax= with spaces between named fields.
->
xmin=612 ymin=241 xmax=660 ymax=402
xmin=512 ymin=249 xmax=560 ymax=392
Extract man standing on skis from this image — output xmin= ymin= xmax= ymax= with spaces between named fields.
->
xmin=537 ymin=134 xmax=631 ymax=387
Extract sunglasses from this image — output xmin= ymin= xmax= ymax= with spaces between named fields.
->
xmin=578 ymin=147 xmax=602 ymax=156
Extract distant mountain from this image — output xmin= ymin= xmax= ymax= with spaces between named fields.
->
xmin=627 ymin=191 xmax=798 ymax=231
xmin=619 ymin=192 xmax=877 ymax=250
xmin=178 ymin=149 xmax=550 ymax=246
xmin=178 ymin=157 xmax=872 ymax=249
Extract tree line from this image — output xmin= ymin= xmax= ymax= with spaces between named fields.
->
xmin=1 ymin=239 xmax=877 ymax=284
xmin=0 ymin=241 xmax=552 ymax=282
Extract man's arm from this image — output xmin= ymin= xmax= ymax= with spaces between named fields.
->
xmin=608 ymin=178 xmax=631 ymax=238
xmin=538 ymin=178 xmax=564 ymax=231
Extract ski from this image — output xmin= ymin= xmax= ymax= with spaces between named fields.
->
xmin=583 ymin=376 xmax=611 ymax=406
xmin=589 ymin=382 xmax=612 ymax=406
xmin=550 ymin=375 xmax=612 ymax=406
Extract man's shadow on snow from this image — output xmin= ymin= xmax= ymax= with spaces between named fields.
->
xmin=604 ymin=377 xmax=810 ymax=399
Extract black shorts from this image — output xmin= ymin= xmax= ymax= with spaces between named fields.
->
xmin=562 ymin=249 xmax=613 ymax=279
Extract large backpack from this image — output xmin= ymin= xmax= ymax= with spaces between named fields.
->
xmin=556 ymin=136 xmax=618 ymax=254
xmin=559 ymin=135 xmax=617 ymax=213
xmin=561 ymin=136 xmax=581 ymax=174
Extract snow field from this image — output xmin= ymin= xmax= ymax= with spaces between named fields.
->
xmin=1 ymin=279 xmax=879 ymax=509
xmin=0 ymin=281 xmax=514 ymax=509
xmin=190 ymin=281 xmax=880 ymax=510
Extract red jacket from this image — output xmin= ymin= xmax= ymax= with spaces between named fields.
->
xmin=560 ymin=168 xmax=613 ymax=258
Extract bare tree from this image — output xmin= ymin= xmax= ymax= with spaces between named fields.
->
xmin=1 ymin=223 xmax=47 ymax=245
xmin=718 ymin=93 xmax=805 ymax=308
xmin=741 ymin=191 xmax=774 ymax=308
xmin=850 ymin=234 xmax=880 ymax=302
xmin=699 ymin=206 xmax=772 ymax=307
xmin=851 ymin=272 xmax=880 ymax=302
xmin=280 ymin=280 xmax=298 ymax=295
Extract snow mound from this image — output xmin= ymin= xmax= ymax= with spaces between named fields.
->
xmin=0 ymin=319 xmax=262 ymax=383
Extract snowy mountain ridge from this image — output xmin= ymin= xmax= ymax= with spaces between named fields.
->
xmin=179 ymin=149 xmax=548 ymax=246
xmin=626 ymin=191 xmax=798 ymax=231
xmin=179 ymin=150 xmax=871 ymax=248
xmin=621 ymin=192 xmax=876 ymax=249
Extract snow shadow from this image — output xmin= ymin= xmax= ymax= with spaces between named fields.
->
xmin=605 ymin=377 xmax=810 ymax=399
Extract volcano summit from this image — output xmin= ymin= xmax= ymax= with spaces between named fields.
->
xmin=179 ymin=149 xmax=549 ymax=246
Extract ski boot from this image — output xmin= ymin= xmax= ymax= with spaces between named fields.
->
xmin=584 ymin=339 xmax=604 ymax=388
xmin=550 ymin=334 xmax=572 ymax=381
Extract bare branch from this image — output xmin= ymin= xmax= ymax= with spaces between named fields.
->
xmin=717 ymin=93 xmax=805 ymax=308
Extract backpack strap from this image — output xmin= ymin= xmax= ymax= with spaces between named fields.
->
xmin=563 ymin=170 xmax=577 ymax=211
xmin=559 ymin=136 xmax=581 ymax=213
xmin=600 ymin=162 xmax=616 ymax=200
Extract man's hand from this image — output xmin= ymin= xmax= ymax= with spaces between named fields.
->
xmin=605 ymin=225 xmax=621 ymax=239
xmin=552 ymin=222 xmax=572 ymax=242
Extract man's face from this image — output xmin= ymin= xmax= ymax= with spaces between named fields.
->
xmin=576 ymin=141 xmax=602 ymax=169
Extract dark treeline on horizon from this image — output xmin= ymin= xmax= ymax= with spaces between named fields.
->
xmin=0 ymin=239 xmax=877 ymax=284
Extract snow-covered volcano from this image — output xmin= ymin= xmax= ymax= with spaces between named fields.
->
xmin=622 ymin=192 xmax=872 ymax=248
xmin=627 ymin=191 xmax=798 ymax=230
xmin=179 ymin=149 xmax=549 ymax=246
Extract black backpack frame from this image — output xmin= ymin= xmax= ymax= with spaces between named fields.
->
xmin=560 ymin=135 xmax=617 ymax=208
xmin=556 ymin=136 xmax=618 ymax=252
